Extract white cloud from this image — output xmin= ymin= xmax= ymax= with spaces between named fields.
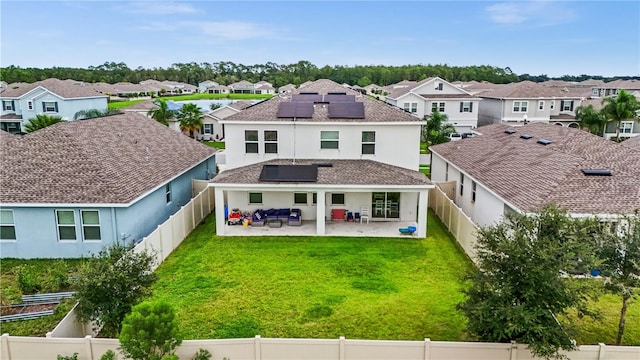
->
xmin=485 ymin=1 xmax=577 ymax=27
xmin=119 ymin=1 xmax=198 ymax=15
xmin=138 ymin=20 xmax=288 ymax=42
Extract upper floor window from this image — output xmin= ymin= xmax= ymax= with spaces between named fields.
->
xmin=513 ymin=101 xmax=528 ymax=113
xmin=27 ymin=101 xmax=33 ymax=110
xmin=432 ymin=102 xmax=445 ymax=113
xmin=165 ymin=183 xmax=172 ymax=203
xmin=435 ymin=82 xmax=443 ymax=91
xmin=2 ymin=100 xmax=14 ymax=111
xmin=56 ymin=210 xmax=77 ymax=241
xmin=560 ymin=100 xmax=574 ymax=112
xmin=403 ymin=102 xmax=417 ymax=113
xmin=43 ymin=101 xmax=58 ymax=113
xmin=538 ymin=101 xmax=545 ymax=111
xmin=621 ymin=121 xmax=634 ymax=134
xmin=81 ymin=210 xmax=101 ymax=241
xmin=245 ymin=130 xmax=258 ymax=153
xmin=445 ymin=163 xmax=449 ymax=181
xmin=264 ymin=130 xmax=278 ymax=154
xmin=471 ymin=181 xmax=477 ymax=203
xmin=592 ymin=89 xmax=599 ymax=96
xmin=361 ymin=131 xmax=375 ymax=155
xmin=550 ymin=100 xmax=555 ymax=110
xmin=0 ymin=209 xmax=16 ymax=240
xmin=321 ymin=131 xmax=339 ymax=149
xmin=460 ymin=102 xmax=473 ymax=112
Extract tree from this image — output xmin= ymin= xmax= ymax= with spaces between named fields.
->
xmin=119 ymin=300 xmax=182 ymax=360
xmin=600 ymin=89 xmax=640 ymax=141
xmin=73 ymin=108 xmax=121 ymax=120
xmin=423 ymin=110 xmax=456 ymax=145
xmin=575 ymin=104 xmax=606 ymax=136
xmin=458 ymin=205 xmax=600 ymax=359
xmin=24 ymin=114 xmax=63 ymax=132
xmin=73 ymin=243 xmax=157 ymax=338
xmin=147 ymin=100 xmax=175 ymax=126
xmin=177 ymin=103 xmax=203 ymax=138
xmin=595 ymin=213 xmax=640 ymax=345
xmin=209 ymin=102 xmax=222 ymax=111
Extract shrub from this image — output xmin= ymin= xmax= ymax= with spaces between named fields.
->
xmin=99 ymin=350 xmax=116 ymax=360
xmin=192 ymin=348 xmax=212 ymax=360
xmin=17 ymin=265 xmax=40 ymax=293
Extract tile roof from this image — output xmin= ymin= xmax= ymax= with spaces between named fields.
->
xmin=477 ymin=81 xmax=585 ymax=99
xmin=2 ymin=79 xmax=106 ymax=99
xmin=211 ymin=159 xmax=432 ymax=186
xmin=0 ymin=113 xmax=216 ymax=204
xmin=0 ymin=114 xmax=23 ymax=120
xmin=430 ymin=123 xmax=640 ymax=215
xmin=223 ymin=79 xmax=421 ymax=123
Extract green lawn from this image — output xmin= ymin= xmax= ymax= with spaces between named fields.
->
xmin=107 ymin=93 xmax=271 ymax=110
xmin=203 ymin=141 xmax=225 ymax=149
xmin=150 ymin=211 xmax=474 ymax=340
xmin=107 ymin=99 xmax=145 ymax=109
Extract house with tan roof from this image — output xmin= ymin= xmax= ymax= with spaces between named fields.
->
xmin=200 ymin=100 xmax=253 ymax=141
xmin=385 ymin=77 xmax=481 ymax=133
xmin=277 ymin=84 xmax=296 ymax=94
xmin=211 ymin=79 xmax=434 ymax=238
xmin=0 ymin=113 xmax=217 ymax=258
xmin=429 ymin=123 xmax=640 ymax=228
xmin=0 ymin=79 xmax=108 ymax=134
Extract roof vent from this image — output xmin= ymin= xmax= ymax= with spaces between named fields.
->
xmin=581 ymin=169 xmax=612 ymax=176
xmin=313 ymin=163 xmax=333 ymax=167
xmin=537 ymin=139 xmax=552 ymax=145
xmin=520 ymin=134 xmax=533 ymax=139
xmin=504 ymin=129 xmax=517 ymax=134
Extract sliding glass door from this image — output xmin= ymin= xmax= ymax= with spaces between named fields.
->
xmin=372 ymin=192 xmax=400 ymax=219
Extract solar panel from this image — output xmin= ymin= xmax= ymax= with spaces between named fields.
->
xmin=504 ymin=129 xmax=517 ymax=134
xmin=259 ymin=165 xmax=318 ymax=182
xmin=324 ymin=94 xmax=356 ymax=103
xmin=520 ymin=134 xmax=533 ymax=139
xmin=276 ymin=102 xmax=314 ymax=118
xmin=328 ymin=102 xmax=365 ymax=118
xmin=537 ymin=139 xmax=552 ymax=145
xmin=292 ymin=94 xmax=323 ymax=103
xmin=581 ymin=169 xmax=612 ymax=176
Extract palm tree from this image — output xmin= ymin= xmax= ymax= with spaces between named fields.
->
xmin=575 ymin=104 xmax=606 ymax=136
xmin=601 ymin=89 xmax=640 ymax=141
xmin=423 ymin=110 xmax=456 ymax=145
xmin=24 ymin=114 xmax=63 ymax=133
xmin=209 ymin=102 xmax=222 ymax=111
xmin=177 ymin=103 xmax=203 ymax=138
xmin=73 ymin=108 xmax=121 ymax=120
xmin=147 ymin=100 xmax=175 ymax=126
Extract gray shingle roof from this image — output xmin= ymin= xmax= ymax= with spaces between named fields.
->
xmin=2 ymin=79 xmax=106 ymax=99
xmin=211 ymin=159 xmax=432 ymax=186
xmin=224 ymin=79 xmax=421 ymax=123
xmin=0 ymin=113 xmax=216 ymax=204
xmin=478 ymin=81 xmax=585 ymax=99
xmin=430 ymin=123 xmax=640 ymax=215
xmin=621 ymin=136 xmax=640 ymax=151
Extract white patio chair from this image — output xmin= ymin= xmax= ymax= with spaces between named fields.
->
xmin=360 ymin=205 xmax=370 ymax=224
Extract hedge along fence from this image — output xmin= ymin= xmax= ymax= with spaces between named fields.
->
xmin=1 ymin=335 xmax=638 ymax=360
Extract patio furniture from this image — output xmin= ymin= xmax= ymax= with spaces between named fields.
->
xmin=267 ymin=218 xmax=283 ymax=228
xmin=331 ymin=208 xmax=346 ymax=221
xmin=399 ymin=225 xmax=417 ymax=235
xmin=251 ymin=209 xmax=267 ymax=227
xmin=360 ymin=205 xmax=370 ymax=224
xmin=346 ymin=211 xmax=354 ymax=222
xmin=289 ymin=208 xmax=302 ymax=226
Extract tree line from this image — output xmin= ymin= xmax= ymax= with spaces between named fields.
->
xmin=4 ymin=60 xmax=629 ymax=89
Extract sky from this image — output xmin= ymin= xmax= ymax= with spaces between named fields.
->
xmin=1 ymin=0 xmax=639 ymax=77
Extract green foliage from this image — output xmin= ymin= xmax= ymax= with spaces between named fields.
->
xmin=73 ymin=108 xmax=121 ymax=120
xmin=423 ymin=110 xmax=455 ymax=145
xmin=99 ymin=350 xmax=116 ymax=360
xmin=15 ymin=260 xmax=73 ymax=294
xmin=24 ymin=114 xmax=63 ymax=133
xmin=191 ymin=348 xmax=212 ymax=360
xmin=209 ymin=102 xmax=222 ymax=111
xmin=119 ymin=300 xmax=182 ymax=360
xmin=73 ymin=243 xmax=157 ymax=338
xmin=203 ymin=141 xmax=225 ymax=149
xmin=147 ymin=99 xmax=175 ymax=126
xmin=459 ymin=205 xmax=602 ymax=359
xmin=177 ymin=103 xmax=204 ymax=138
xmin=601 ymin=89 xmax=640 ymax=141
xmin=57 ymin=353 xmax=78 ymax=360
xmin=575 ymin=104 xmax=606 ymax=136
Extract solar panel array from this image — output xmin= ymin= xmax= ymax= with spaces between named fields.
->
xmin=277 ymin=91 xmax=364 ymax=119
xmin=259 ymin=164 xmax=318 ymax=182
xmin=276 ymin=102 xmax=314 ymax=118
xmin=328 ymin=102 xmax=365 ymax=118
xmin=291 ymin=94 xmax=323 ymax=102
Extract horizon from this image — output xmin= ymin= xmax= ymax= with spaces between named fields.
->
xmin=1 ymin=1 xmax=639 ymax=78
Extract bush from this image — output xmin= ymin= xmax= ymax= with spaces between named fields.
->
xmin=192 ymin=348 xmax=212 ymax=360
xmin=17 ymin=265 xmax=40 ymax=293
xmin=99 ymin=350 xmax=116 ymax=360
xmin=57 ymin=354 xmax=78 ymax=360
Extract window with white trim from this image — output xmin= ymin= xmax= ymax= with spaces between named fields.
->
xmin=245 ymin=130 xmax=259 ymax=153
xmin=264 ymin=130 xmax=278 ymax=153
xmin=403 ymin=102 xmax=417 ymax=113
xmin=27 ymin=101 xmax=33 ymax=110
xmin=459 ymin=174 xmax=464 ymax=196
xmin=435 ymin=82 xmax=443 ymax=91
xmin=471 ymin=181 xmax=477 ymax=203
xmin=550 ymin=100 xmax=555 ymax=110
xmin=56 ymin=210 xmax=77 ymax=241
xmin=361 ymin=131 xmax=375 ymax=155
xmin=81 ymin=210 xmax=101 ymax=241
xmin=621 ymin=121 xmax=634 ymax=134
xmin=0 ymin=209 xmax=16 ymax=240
xmin=201 ymin=124 xmax=213 ymax=134
xmin=249 ymin=192 xmax=263 ymax=204
xmin=2 ymin=100 xmax=14 ymax=111
xmin=331 ymin=193 xmax=345 ymax=205
xmin=294 ymin=193 xmax=308 ymax=205
xmin=165 ymin=183 xmax=172 ymax=203
xmin=43 ymin=101 xmax=58 ymax=112
xmin=561 ymin=100 xmax=574 ymax=111
xmin=513 ymin=101 xmax=528 ymax=112
xmin=460 ymin=101 xmax=473 ymax=112
xmin=321 ymin=131 xmax=339 ymax=149
xmin=538 ymin=101 xmax=545 ymax=111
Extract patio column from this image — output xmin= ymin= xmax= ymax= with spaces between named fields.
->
xmin=417 ymin=188 xmax=428 ymax=237
xmin=214 ymin=187 xmax=225 ymax=236
xmin=316 ymin=190 xmax=326 ymax=235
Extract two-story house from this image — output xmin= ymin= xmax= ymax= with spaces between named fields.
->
xmin=0 ymin=113 xmax=217 ymax=258
xmin=211 ymin=79 xmax=434 ymax=237
xmin=385 ymin=77 xmax=481 ymax=133
xmin=0 ymin=79 xmax=108 ymax=134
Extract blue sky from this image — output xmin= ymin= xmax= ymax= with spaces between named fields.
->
xmin=1 ymin=1 xmax=639 ymax=77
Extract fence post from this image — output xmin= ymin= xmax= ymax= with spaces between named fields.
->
xmin=598 ymin=343 xmax=606 ymax=360
xmin=424 ymin=338 xmax=431 ymax=360
xmin=84 ymin=335 xmax=94 ymax=360
xmin=510 ymin=341 xmax=517 ymax=360
xmin=1 ymin=333 xmax=10 ymax=360
xmin=254 ymin=335 xmax=261 ymax=360
xmin=339 ymin=336 xmax=345 ymax=360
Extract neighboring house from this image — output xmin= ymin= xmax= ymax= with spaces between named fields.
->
xmin=429 ymin=123 xmax=640 ymax=228
xmin=0 ymin=113 xmax=217 ymax=258
xmin=198 ymin=80 xmax=219 ymax=93
xmin=207 ymin=85 xmax=230 ymax=94
xmin=278 ymin=84 xmax=296 ymax=94
xmin=228 ymin=80 xmax=257 ymax=94
xmin=0 ymin=78 xmax=108 ymax=133
xmin=200 ymin=100 xmax=253 ymax=141
xmin=212 ymin=79 xmax=434 ymax=237
xmin=255 ymin=81 xmax=276 ymax=94
xmin=385 ymin=77 xmax=481 ymax=133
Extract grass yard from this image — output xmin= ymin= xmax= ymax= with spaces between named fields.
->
xmin=107 ymin=99 xmax=145 ymax=109
xmin=203 ymin=141 xmax=225 ymax=149
xmin=150 ymin=211 xmax=474 ymax=340
xmin=158 ymin=93 xmax=273 ymax=101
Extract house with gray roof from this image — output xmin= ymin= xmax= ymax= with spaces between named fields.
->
xmin=0 ymin=113 xmax=216 ymax=258
xmin=429 ymin=123 xmax=640 ymax=228
xmin=201 ymin=100 xmax=253 ymax=141
xmin=1 ymin=78 xmax=108 ymax=134
xmin=212 ymin=79 xmax=434 ymax=238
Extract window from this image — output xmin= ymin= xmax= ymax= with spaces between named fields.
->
xmin=550 ymin=100 xmax=555 ymax=110
xmin=561 ymin=100 xmax=574 ymax=111
xmin=294 ymin=193 xmax=308 ymax=205
xmin=459 ymin=174 xmax=464 ymax=196
xmin=56 ymin=210 xmax=76 ymax=241
xmin=471 ymin=181 xmax=477 ymax=202
xmin=435 ymin=82 xmax=443 ymax=90
xmin=249 ymin=192 xmax=263 ymax=204
xmin=2 ymin=100 xmax=14 ymax=111
xmin=445 ymin=163 xmax=449 ymax=181
xmin=513 ymin=101 xmax=528 ymax=112
xmin=538 ymin=101 xmax=545 ymax=111
xmin=312 ymin=192 xmax=317 ymax=205
xmin=621 ymin=121 xmax=634 ymax=134
xmin=438 ymin=102 xmax=445 ymax=112
xmin=321 ymin=131 xmax=339 ymax=149
xmin=0 ymin=209 xmax=16 ymax=240
xmin=201 ymin=124 xmax=213 ymax=134
xmin=264 ymin=130 xmax=278 ymax=153
xmin=331 ymin=193 xmax=345 ymax=205
xmin=81 ymin=210 xmax=101 ymax=241
xmin=27 ymin=101 xmax=33 ymax=110
xmin=245 ymin=130 xmax=258 ymax=153
xmin=43 ymin=101 xmax=58 ymax=112
xmin=403 ymin=102 xmax=417 ymax=113
xmin=592 ymin=89 xmax=599 ymax=96
xmin=431 ymin=102 xmax=437 ymax=113
xmin=165 ymin=183 xmax=172 ymax=203
xmin=361 ymin=131 xmax=375 ymax=154
xmin=459 ymin=101 xmax=473 ymax=112
xmin=0 ymin=122 xmax=21 ymax=134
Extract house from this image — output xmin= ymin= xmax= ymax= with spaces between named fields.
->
xmin=0 ymin=113 xmax=217 ymax=258
xmin=198 ymin=80 xmax=219 ymax=93
xmin=277 ymin=84 xmax=296 ymax=94
xmin=200 ymin=100 xmax=253 ymax=141
xmin=385 ymin=77 xmax=481 ymax=133
xmin=228 ymin=80 xmax=257 ymax=94
xmin=0 ymin=78 xmax=108 ymax=133
xmin=211 ymin=79 xmax=433 ymax=237
xmin=429 ymin=123 xmax=640 ymax=228
xmin=584 ymin=80 xmax=640 ymax=139
xmin=255 ymin=81 xmax=276 ymax=94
